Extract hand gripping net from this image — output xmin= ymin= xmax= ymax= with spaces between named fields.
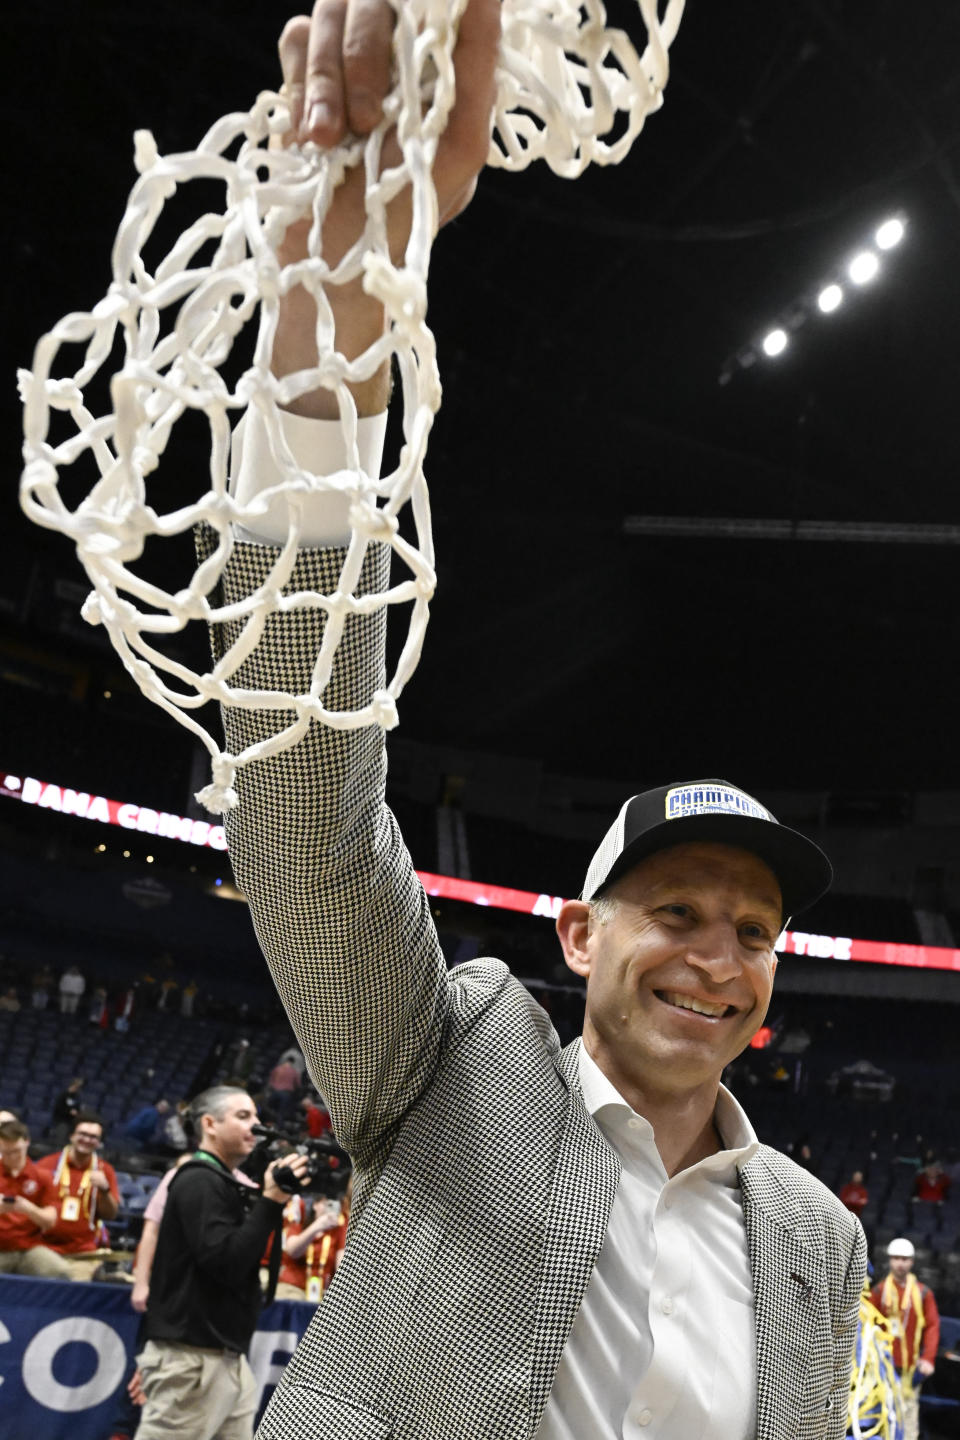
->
xmin=20 ymin=0 xmax=684 ymax=815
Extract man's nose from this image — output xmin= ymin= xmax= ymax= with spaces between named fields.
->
xmin=683 ymin=922 xmax=743 ymax=982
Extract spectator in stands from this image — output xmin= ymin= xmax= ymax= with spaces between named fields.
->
xmin=871 ymin=1238 xmax=940 ymax=1440
xmin=114 ymin=982 xmax=137 ymax=1031
xmin=790 ymin=1139 xmax=817 ymax=1174
xmin=0 ymin=1118 xmax=71 ymax=1278
xmin=181 ymin=980 xmax=199 ymax=1017
xmin=266 ymin=1056 xmax=300 ymax=1121
xmin=839 ymin=1169 xmax=870 ymax=1218
xmin=160 ymin=1100 xmax=191 ymax=1155
xmin=39 ymin=1111 xmax=120 ymax=1279
xmin=0 ymin=986 xmax=21 ymax=1012
xmin=301 ymin=1094 xmax=331 ymax=1139
xmin=224 ymin=1036 xmax=254 ymax=1083
xmin=59 ymin=964 xmax=86 ymax=1014
xmin=124 ymin=1099 xmax=170 ymax=1150
xmin=88 ymin=986 xmax=109 ymax=1027
xmin=30 ymin=964 xmax=52 ymax=1010
xmin=276 ymin=1045 xmax=307 ymax=1083
xmin=51 ymin=1076 xmax=85 ymax=1145
xmin=913 ymin=1158 xmax=951 ymax=1205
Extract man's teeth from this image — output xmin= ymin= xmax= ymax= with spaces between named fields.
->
xmin=661 ymin=991 xmax=729 ymax=1018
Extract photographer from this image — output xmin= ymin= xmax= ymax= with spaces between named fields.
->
xmin=135 ymin=1085 xmax=307 ymax=1440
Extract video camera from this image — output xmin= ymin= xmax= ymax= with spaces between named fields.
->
xmin=250 ymin=1123 xmax=352 ymax=1196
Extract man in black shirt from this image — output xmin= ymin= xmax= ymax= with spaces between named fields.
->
xmin=136 ymin=1085 xmax=307 ymax=1440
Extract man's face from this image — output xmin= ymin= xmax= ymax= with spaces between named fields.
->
xmin=0 ymin=1139 xmax=29 ymax=1175
xmin=561 ymin=842 xmax=781 ymax=1103
xmin=204 ymin=1094 xmax=259 ymax=1166
xmin=70 ymin=1124 xmax=103 ymax=1163
xmin=890 ymin=1255 xmax=913 ymax=1282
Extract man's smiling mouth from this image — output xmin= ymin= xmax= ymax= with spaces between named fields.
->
xmin=655 ymin=990 xmax=736 ymax=1020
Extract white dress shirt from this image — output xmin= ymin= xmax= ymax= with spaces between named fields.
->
xmin=535 ymin=1048 xmax=760 ymax=1440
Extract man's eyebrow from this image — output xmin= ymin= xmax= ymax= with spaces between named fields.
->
xmin=644 ymin=877 xmax=781 ymax=917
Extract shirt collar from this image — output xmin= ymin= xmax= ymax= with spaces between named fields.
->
xmin=577 ymin=1041 xmax=759 ymax=1172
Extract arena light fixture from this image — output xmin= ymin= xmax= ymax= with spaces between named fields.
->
xmin=817 ymin=283 xmax=843 ymax=313
xmin=848 ymin=250 xmax=880 ymax=285
xmin=875 ymin=217 xmax=905 ymax=250
xmin=721 ymin=212 xmax=907 ymax=382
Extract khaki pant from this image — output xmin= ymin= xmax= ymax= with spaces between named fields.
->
xmin=136 ymin=1339 xmax=257 ymax=1440
xmin=60 ymin=1249 xmax=123 ymax=1282
xmin=901 ymin=1384 xmax=919 ymax=1440
xmin=0 ymin=1246 xmax=72 ymax=1279
xmin=273 ymin=1280 xmax=307 ymax=1301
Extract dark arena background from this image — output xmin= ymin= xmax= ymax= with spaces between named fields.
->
xmin=4 ymin=2 xmax=960 ymax=1436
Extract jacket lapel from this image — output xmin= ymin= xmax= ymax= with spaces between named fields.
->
xmin=527 ymin=1039 xmax=621 ymax=1433
xmin=741 ymin=1153 xmax=829 ymax=1440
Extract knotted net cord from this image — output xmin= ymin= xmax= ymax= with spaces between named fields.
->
xmin=20 ymin=0 xmax=684 ymax=814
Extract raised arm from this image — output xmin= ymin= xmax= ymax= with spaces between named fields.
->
xmin=273 ymin=0 xmax=499 ymax=419
xmin=215 ymin=2 xmax=498 ymax=1169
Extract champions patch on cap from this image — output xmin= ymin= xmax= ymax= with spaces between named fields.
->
xmin=665 ymin=783 xmax=773 ymax=823
xmin=582 ymin=776 xmax=833 ymax=919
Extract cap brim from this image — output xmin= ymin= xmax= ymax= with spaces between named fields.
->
xmin=598 ymin=811 xmax=832 ymax=922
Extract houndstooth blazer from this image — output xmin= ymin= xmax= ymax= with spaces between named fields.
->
xmin=206 ymin=536 xmax=866 ymax=1440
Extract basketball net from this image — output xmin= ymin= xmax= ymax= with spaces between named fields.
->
xmin=19 ymin=0 xmax=684 ymax=814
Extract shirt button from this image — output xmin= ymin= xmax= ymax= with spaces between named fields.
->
xmin=637 ymin=1408 xmax=652 ymax=1426
xmin=661 ymin=1296 xmax=674 ymax=1315
xmin=628 ymin=1118 xmax=642 ymax=1131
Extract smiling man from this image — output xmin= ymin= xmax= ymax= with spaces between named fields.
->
xmin=205 ymin=8 xmax=866 ymax=1438
xmin=39 ymin=1110 xmax=120 ymax=1279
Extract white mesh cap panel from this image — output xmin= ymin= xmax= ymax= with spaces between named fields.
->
xmin=582 ymin=797 xmax=634 ymax=901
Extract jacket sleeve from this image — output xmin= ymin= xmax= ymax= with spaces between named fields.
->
xmin=828 ymin=1217 xmax=867 ymax=1440
xmin=921 ymin=1285 xmax=941 ymax=1364
xmin=172 ymin=1168 xmax=280 ymax=1287
xmin=205 ymin=534 xmax=450 ymax=1165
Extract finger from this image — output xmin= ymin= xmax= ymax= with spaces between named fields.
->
xmin=278 ymin=15 xmax=311 ymax=139
xmin=342 ymin=0 xmax=396 ymax=136
xmin=304 ymin=0 xmax=349 ymax=147
xmin=439 ymin=0 xmax=500 ymax=183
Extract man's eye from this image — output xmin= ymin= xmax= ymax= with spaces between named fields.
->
xmin=741 ymin=923 xmax=770 ymax=942
xmin=661 ymin=904 xmax=690 ymax=918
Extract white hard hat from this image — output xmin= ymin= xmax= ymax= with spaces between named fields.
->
xmin=887 ymin=1238 xmax=915 ymax=1258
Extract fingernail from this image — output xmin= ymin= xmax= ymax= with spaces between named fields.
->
xmin=306 ymin=101 xmax=334 ymax=136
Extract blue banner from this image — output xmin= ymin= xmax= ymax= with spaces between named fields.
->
xmin=0 ymin=1275 xmax=314 ymax=1439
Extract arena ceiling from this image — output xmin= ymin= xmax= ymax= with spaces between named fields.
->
xmin=6 ymin=0 xmax=960 ymax=831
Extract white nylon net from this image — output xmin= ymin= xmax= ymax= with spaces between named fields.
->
xmin=19 ymin=0 xmax=684 ymax=814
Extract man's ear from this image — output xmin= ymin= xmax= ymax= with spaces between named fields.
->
xmin=556 ymin=900 xmax=593 ymax=980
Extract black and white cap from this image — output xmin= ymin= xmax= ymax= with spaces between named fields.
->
xmin=582 ymin=778 xmax=832 ymax=922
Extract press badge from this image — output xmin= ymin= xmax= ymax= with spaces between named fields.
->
xmin=61 ymin=1196 xmax=80 ymax=1221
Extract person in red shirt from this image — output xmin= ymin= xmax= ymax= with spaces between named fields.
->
xmin=914 ymin=1160 xmax=951 ymax=1204
xmin=39 ymin=1110 xmax=120 ymax=1279
xmin=300 ymin=1095 xmax=332 ymax=1140
xmin=870 ymin=1237 xmax=940 ymax=1440
xmin=0 ymin=1118 xmax=70 ymax=1278
xmin=273 ymin=1192 xmax=346 ymax=1300
xmin=838 ymin=1169 xmax=869 ymax=1218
